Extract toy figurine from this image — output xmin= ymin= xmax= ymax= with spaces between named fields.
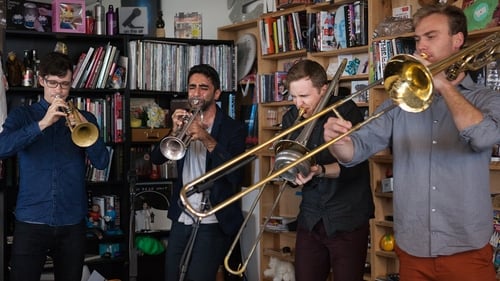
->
xmin=6 ymin=51 xmax=24 ymax=87
xmin=88 ymin=203 xmax=102 ymax=228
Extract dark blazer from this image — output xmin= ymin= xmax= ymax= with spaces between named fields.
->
xmin=151 ymin=106 xmax=246 ymax=235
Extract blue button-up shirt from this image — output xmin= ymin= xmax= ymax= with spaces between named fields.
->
xmin=344 ymin=75 xmax=500 ymax=257
xmin=0 ymin=98 xmax=109 ymax=226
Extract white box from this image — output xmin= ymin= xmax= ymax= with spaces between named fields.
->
xmin=382 ymin=177 xmax=394 ymax=193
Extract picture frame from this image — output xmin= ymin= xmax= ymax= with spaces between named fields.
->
xmin=52 ymin=0 xmax=85 ymax=33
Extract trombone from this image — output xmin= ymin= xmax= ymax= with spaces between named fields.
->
xmin=222 ymin=59 xmax=349 ymax=276
xmin=181 ymin=31 xmax=500 ymax=274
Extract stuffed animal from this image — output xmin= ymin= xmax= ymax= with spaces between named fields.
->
xmin=263 ymin=257 xmax=295 ymax=281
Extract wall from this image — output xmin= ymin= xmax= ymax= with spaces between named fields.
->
xmin=160 ymin=0 xmax=232 ymax=39
xmin=37 ymin=0 xmax=234 ymax=39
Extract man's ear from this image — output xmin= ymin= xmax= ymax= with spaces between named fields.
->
xmin=453 ymin=32 xmax=465 ymax=51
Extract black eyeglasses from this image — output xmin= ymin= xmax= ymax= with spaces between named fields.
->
xmin=44 ymin=78 xmax=71 ymax=89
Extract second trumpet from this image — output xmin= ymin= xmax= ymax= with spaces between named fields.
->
xmin=159 ymin=97 xmax=205 ymax=160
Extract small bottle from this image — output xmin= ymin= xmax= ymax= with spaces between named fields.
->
xmin=94 ymin=1 xmax=105 ymax=35
xmin=106 ymin=5 xmax=116 ymax=35
xmin=22 ymin=50 xmax=33 ymax=87
xmin=156 ymin=10 xmax=165 ymax=38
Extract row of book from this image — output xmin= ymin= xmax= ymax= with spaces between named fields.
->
xmin=370 ymin=37 xmax=416 ymax=81
xmin=311 ymin=1 xmax=368 ymax=52
xmin=72 ymin=42 xmax=128 ymax=90
xmin=259 ymin=0 xmax=368 ymax=55
xmin=128 ymin=40 xmax=235 ymax=92
xmin=257 ymin=71 xmax=288 ymax=103
xmin=72 ymin=92 xmax=124 ymax=144
xmin=259 ymin=11 xmax=307 ymax=55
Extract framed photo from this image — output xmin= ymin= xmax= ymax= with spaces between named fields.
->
xmin=52 ymin=0 xmax=85 ymax=33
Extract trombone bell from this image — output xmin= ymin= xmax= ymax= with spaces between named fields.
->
xmin=273 ymin=140 xmax=314 ymax=182
xmin=384 ymin=54 xmax=433 ymax=113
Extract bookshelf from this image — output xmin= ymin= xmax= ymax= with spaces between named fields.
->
xmin=0 ymin=28 xmax=236 ymax=281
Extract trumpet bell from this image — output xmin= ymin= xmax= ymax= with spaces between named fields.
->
xmin=273 ymin=140 xmax=315 ymax=182
xmin=159 ymin=136 xmax=187 ymax=160
xmin=71 ymin=122 xmax=99 ymax=147
xmin=384 ymin=54 xmax=434 ymax=113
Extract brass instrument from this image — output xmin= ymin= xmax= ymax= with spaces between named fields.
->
xmin=181 ymin=32 xmax=500 ymax=274
xmin=223 ymin=59 xmax=348 ymax=276
xmin=62 ymin=99 xmax=99 ymax=147
xmin=273 ymin=58 xmax=348 ymax=182
xmin=159 ymin=97 xmax=204 ymax=160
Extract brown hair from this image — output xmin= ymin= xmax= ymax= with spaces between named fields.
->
xmin=285 ymin=60 xmax=327 ymax=90
xmin=413 ymin=4 xmax=468 ymax=48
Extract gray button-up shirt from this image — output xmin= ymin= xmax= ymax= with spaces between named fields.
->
xmin=344 ymin=74 xmax=500 ymax=257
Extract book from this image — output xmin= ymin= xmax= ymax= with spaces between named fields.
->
xmin=392 ymin=4 xmax=412 ymax=19
xmin=264 ymin=17 xmax=276 ymax=54
xmin=72 ymin=46 xmax=94 ymax=88
xmin=78 ymin=46 xmax=103 ymax=88
xmin=84 ymin=46 xmax=105 ymax=89
xmin=113 ymin=92 xmax=123 ymax=143
xmin=274 ymin=71 xmax=287 ymax=102
xmin=351 ymin=80 xmax=369 ymax=103
xmin=355 ymin=0 xmax=368 ymax=46
xmin=72 ymin=52 xmax=87 ymax=81
xmin=100 ymin=48 xmax=120 ymax=89
xmin=95 ymin=43 xmax=114 ymax=89
xmin=306 ymin=12 xmax=317 ymax=52
xmin=317 ymin=11 xmax=336 ymax=51
xmin=109 ymin=56 xmax=127 ymax=89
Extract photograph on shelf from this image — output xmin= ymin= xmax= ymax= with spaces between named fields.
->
xmin=351 ymin=80 xmax=369 ymax=103
xmin=121 ymin=0 xmax=158 ymax=35
xmin=174 ymin=12 xmax=202 ymax=39
xmin=51 ymin=0 xmax=85 ymax=33
xmin=118 ymin=6 xmax=148 ymax=35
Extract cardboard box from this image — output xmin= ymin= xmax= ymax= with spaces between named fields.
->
xmin=6 ymin=0 xmax=52 ymax=32
xmin=52 ymin=0 xmax=85 ymax=33
xmin=131 ymin=128 xmax=169 ymax=142
xmin=118 ymin=7 xmax=148 ymax=35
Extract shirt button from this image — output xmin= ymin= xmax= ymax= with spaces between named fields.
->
xmin=432 ymin=186 xmax=436 ymax=190
xmin=433 ymin=120 xmax=438 ymax=124
xmin=431 ymin=208 xmax=436 ymax=212
xmin=432 ymin=140 xmax=437 ymax=144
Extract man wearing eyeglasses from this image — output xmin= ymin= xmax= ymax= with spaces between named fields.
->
xmin=0 ymin=51 xmax=109 ymax=281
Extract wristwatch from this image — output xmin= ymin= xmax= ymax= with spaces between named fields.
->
xmin=318 ymin=164 xmax=326 ymax=178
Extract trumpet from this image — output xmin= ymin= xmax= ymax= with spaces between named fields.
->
xmin=159 ymin=97 xmax=205 ymax=160
xmin=181 ymin=32 xmax=500 ymax=274
xmin=60 ymin=97 xmax=99 ymax=147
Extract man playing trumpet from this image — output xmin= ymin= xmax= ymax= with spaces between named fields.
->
xmin=0 ymin=51 xmax=109 ymax=281
xmin=151 ymin=64 xmax=246 ymax=281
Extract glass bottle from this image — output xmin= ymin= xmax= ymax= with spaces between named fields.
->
xmin=156 ymin=10 xmax=165 ymax=38
xmin=22 ymin=50 xmax=33 ymax=87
